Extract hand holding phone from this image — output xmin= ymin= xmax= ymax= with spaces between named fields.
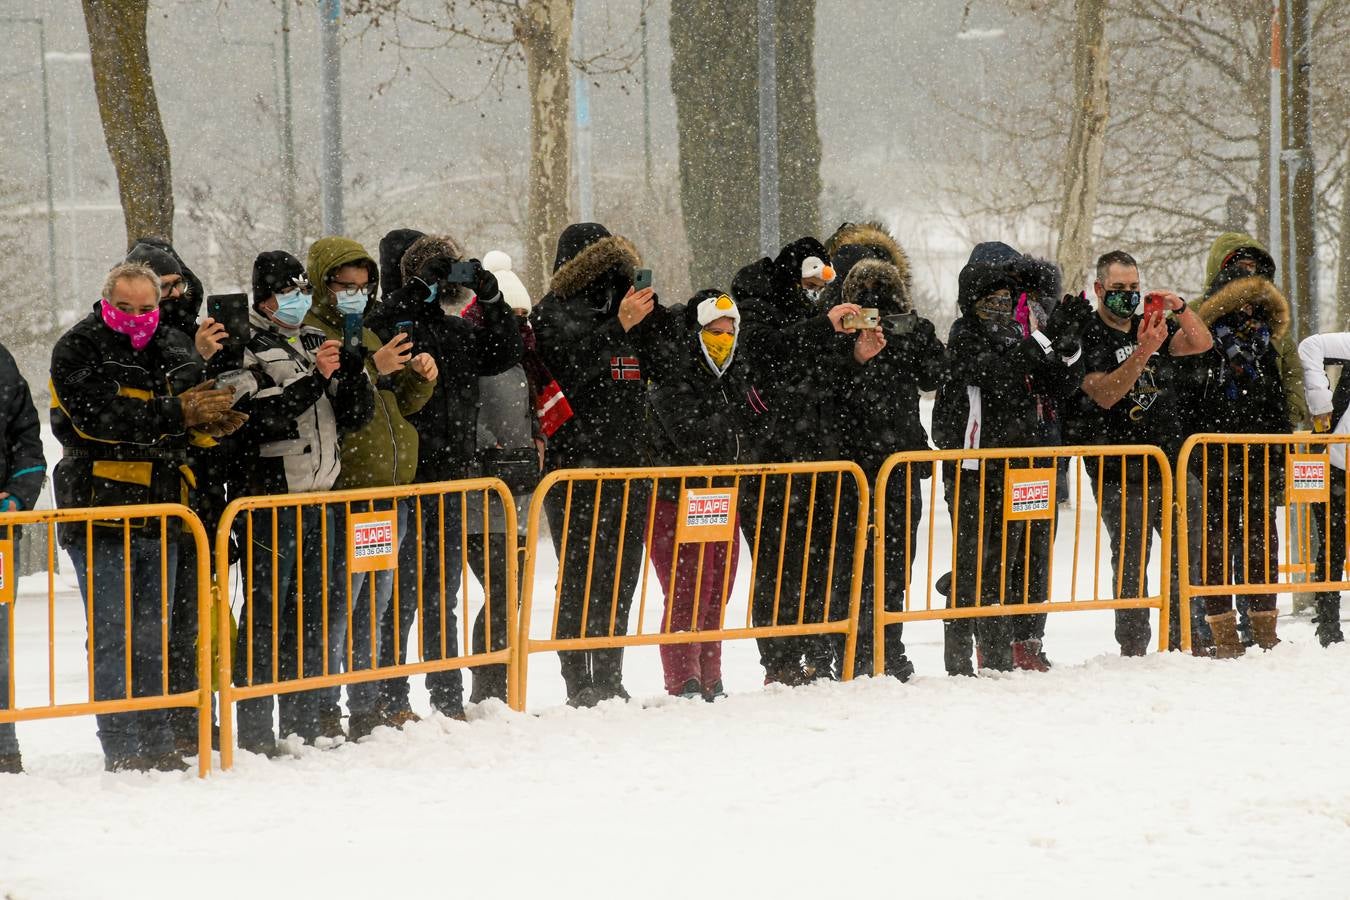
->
xmin=205 ymin=293 xmax=250 ymax=366
xmin=633 ymin=268 xmax=653 ymax=291
xmin=841 ymin=307 xmax=881 ymax=331
xmin=1143 ymin=292 xmax=1166 ymax=321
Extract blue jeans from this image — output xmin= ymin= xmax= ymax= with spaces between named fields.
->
xmin=235 ymin=505 xmax=336 ymax=746
xmin=68 ymin=532 xmax=179 ymax=764
xmin=380 ymin=495 xmax=464 ymax=715
xmin=0 ymin=529 xmax=17 ymax=756
xmin=326 ymin=500 xmax=409 ymax=718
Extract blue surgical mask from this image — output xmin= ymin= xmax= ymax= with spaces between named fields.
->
xmin=335 ymin=288 xmax=368 ymax=315
xmin=272 ymin=290 xmax=312 ymax=327
xmin=425 ymin=281 xmax=440 ymax=304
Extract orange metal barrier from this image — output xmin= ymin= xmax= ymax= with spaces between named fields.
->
xmin=215 ymin=479 xmax=517 ymax=768
xmin=872 ymin=445 xmax=1174 ymax=675
xmin=514 ymin=463 xmax=870 ymax=709
xmin=0 ymin=503 xmax=213 ymax=776
xmin=1176 ymin=432 xmax=1350 ymax=651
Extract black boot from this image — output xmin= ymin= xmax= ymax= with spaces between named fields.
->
xmin=943 ymin=620 xmax=975 ymax=677
xmin=1315 ymin=594 xmax=1345 ymax=647
xmin=975 ymin=611 xmax=1014 ymax=672
xmin=469 ymin=664 xmax=509 ymax=705
xmin=591 ymin=649 xmax=630 ymax=702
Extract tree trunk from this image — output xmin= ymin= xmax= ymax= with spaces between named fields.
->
xmin=1337 ymin=158 xmax=1350 ymax=328
xmin=81 ymin=0 xmax=174 ymax=246
xmin=518 ymin=0 xmax=574 ymax=299
xmin=1288 ymin=0 xmax=1315 ymax=337
xmin=1054 ymin=0 xmax=1109 ymax=295
xmin=776 ymin=0 xmax=822 ymax=243
xmin=670 ymin=0 xmax=760 ymax=289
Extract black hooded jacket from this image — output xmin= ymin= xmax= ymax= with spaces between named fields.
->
xmin=0 ymin=342 xmax=45 ymax=511
xmin=127 ymin=237 xmax=203 ymax=339
xmin=933 ymin=243 xmax=1085 ymax=451
xmin=379 ymin=228 xmax=425 ymax=299
xmin=531 ymin=223 xmax=677 ymax=468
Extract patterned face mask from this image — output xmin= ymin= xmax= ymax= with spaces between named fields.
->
xmin=974 ymin=292 xmax=1020 ymax=346
xmin=1103 ymin=289 xmax=1141 ymax=319
xmin=100 ymin=297 xmax=160 ymax=351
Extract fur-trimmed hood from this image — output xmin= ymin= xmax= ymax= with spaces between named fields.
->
xmin=842 ymin=258 xmax=912 ymax=315
xmin=822 ymin=221 xmax=910 ymax=307
xmin=549 ymin=232 xmax=641 ymax=301
xmin=1195 ymin=275 xmax=1291 ymax=342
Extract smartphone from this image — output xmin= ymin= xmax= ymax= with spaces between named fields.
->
xmin=841 ymin=307 xmax=881 ymax=330
xmin=395 ymin=320 xmax=417 ymax=355
xmin=205 ymin=293 xmax=249 ymax=367
xmin=880 ymin=312 xmax=917 ymax=335
xmin=633 ymin=268 xmax=653 ymax=291
xmin=1143 ymin=292 xmax=1166 ymax=320
xmin=444 ymin=261 xmax=480 ymax=285
xmin=342 ymin=313 xmax=365 ymax=355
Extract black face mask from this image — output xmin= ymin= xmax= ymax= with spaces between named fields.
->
xmin=974 ymin=293 xmax=1020 ymax=347
xmin=587 ymin=267 xmax=630 ymax=316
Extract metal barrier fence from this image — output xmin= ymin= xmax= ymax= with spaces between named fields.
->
xmin=215 ymin=479 xmax=517 ymax=768
xmin=514 ymin=463 xmax=870 ymax=709
xmin=872 ymin=445 xmax=1175 ymax=675
xmin=1176 ymin=433 xmax=1350 ymax=652
xmin=0 ymin=503 xmax=213 ymax=777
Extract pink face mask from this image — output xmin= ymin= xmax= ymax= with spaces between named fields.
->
xmin=100 ymin=297 xmax=160 ymax=351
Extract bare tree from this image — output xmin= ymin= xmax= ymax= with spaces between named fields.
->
xmin=1054 ymin=0 xmax=1108 ymax=294
xmin=81 ymin=0 xmax=174 ymax=246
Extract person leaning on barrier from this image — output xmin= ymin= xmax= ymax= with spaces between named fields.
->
xmin=366 ymin=233 xmax=522 ymax=722
xmin=224 ymin=251 xmax=375 ymax=755
xmin=0 ymin=339 xmax=45 ymax=775
xmin=302 ymin=236 xmax=439 ymax=741
xmin=1189 ymin=233 xmax=1293 ymax=657
xmin=826 ymin=254 xmax=945 ymax=681
xmin=531 ymin=222 xmax=676 ymax=707
xmin=50 ymin=261 xmax=246 ymax=772
xmin=1298 ymin=333 xmax=1350 ymax=647
xmin=1068 ymin=250 xmax=1215 ymax=657
xmin=931 ymin=243 xmax=1093 ymax=676
xmin=648 ymin=291 xmax=771 ymax=700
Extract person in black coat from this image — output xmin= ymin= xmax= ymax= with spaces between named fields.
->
xmin=932 ymin=243 xmax=1092 ymax=675
xmin=0 ymin=340 xmax=45 ymax=773
xmin=530 ymin=222 xmax=674 ymax=706
xmin=365 ymin=232 xmax=523 ymax=720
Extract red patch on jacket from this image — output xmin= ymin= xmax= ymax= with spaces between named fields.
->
xmin=610 ymin=356 xmax=641 ymax=381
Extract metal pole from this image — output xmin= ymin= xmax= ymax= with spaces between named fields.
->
xmin=757 ymin=0 xmax=779 ymax=256
xmin=574 ymin=8 xmax=593 ymax=222
xmin=320 ymin=0 xmax=344 ymax=235
xmin=282 ymin=1 xmax=297 ymax=248
xmin=640 ymin=6 xmax=652 ymax=194
xmin=1268 ymin=3 xmax=1282 ymax=277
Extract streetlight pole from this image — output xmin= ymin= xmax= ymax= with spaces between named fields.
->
xmin=281 ymin=1 xmax=297 ymax=249
xmin=574 ymin=8 xmax=593 ymax=222
xmin=640 ymin=7 xmax=652 ymax=195
xmin=2 ymin=16 xmax=58 ymax=321
xmin=320 ymin=0 xmax=344 ymax=235
xmin=45 ymin=51 xmax=90 ymax=315
xmin=756 ymin=0 xmax=779 ymax=257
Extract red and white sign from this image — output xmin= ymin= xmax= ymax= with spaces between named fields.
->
xmin=1288 ymin=453 xmax=1331 ymax=504
xmin=348 ymin=511 xmax=397 ymax=572
xmin=1004 ymin=470 xmax=1056 ymax=521
xmin=676 ymin=487 xmax=738 ymax=544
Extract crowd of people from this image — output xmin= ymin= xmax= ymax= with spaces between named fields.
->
xmin=0 ymin=217 xmax=1344 ymax=776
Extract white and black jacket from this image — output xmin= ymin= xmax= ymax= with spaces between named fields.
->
xmin=231 ymin=312 xmax=374 ymax=496
xmin=1299 ymin=332 xmax=1350 ymax=471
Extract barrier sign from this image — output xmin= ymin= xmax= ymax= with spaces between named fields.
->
xmin=1004 ymin=469 xmax=1055 ymax=521
xmin=675 ymin=486 xmax=737 ymax=544
xmin=0 ymin=537 xmax=11 ymax=604
xmin=1287 ymin=453 xmax=1331 ymax=504
xmin=348 ymin=511 xmax=397 ymax=572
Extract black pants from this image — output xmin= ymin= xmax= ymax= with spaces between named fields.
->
xmin=466 ymin=531 xmax=514 ymax=702
xmin=738 ymin=473 xmax=830 ymax=675
xmin=167 ymin=537 xmax=204 ymax=741
xmin=1200 ymin=445 xmax=1280 ymax=617
xmin=1312 ymin=478 xmax=1347 ymax=618
xmin=1089 ymin=465 xmax=1210 ymax=651
xmin=941 ymin=461 xmax=1051 ymax=673
xmin=543 ymin=478 xmax=650 ymax=696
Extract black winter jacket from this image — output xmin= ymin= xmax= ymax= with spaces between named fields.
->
xmin=366 ymin=287 xmax=523 ymax=482
xmin=0 ymin=343 xmax=45 ymax=510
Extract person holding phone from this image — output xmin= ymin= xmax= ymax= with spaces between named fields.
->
xmin=1069 ymin=250 xmax=1214 ymax=658
xmin=364 ymin=233 xmax=522 ymax=723
xmin=301 ymin=236 xmax=439 ymax=741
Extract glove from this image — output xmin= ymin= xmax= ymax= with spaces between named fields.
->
xmin=1313 ymin=413 xmax=1333 ymax=434
xmin=1043 ymin=292 xmax=1093 ymax=343
xmin=0 ymin=496 xmax=20 ymax=513
xmin=472 ymin=261 xmax=499 ymax=302
xmin=1053 ymin=333 xmax=1081 ymax=360
xmin=192 ymin=410 xmax=248 ymax=439
xmin=180 ymin=382 xmax=236 ymax=428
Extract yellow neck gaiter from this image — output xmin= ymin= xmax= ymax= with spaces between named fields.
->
xmin=701 ymin=329 xmax=735 ymax=370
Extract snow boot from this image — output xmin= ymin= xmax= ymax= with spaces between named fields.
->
xmin=469 ymin=665 xmax=509 ymax=704
xmin=885 ymin=654 xmax=916 ymax=683
xmin=975 ymin=614 xmax=1014 ymax=672
xmin=0 ymin=752 xmax=22 ymax=774
xmin=385 ymin=708 xmax=422 ymax=728
xmin=1250 ymin=608 xmax=1280 ymax=650
xmin=676 ymin=678 xmax=702 ymax=700
xmin=1012 ymin=639 xmax=1051 ymax=672
xmin=317 ymin=707 xmax=346 ymax=741
xmin=764 ymin=660 xmax=812 ymax=687
xmin=702 ymin=680 xmax=726 ymax=703
xmin=943 ymin=620 xmax=975 ymax=677
xmin=1314 ymin=594 xmax=1345 ymax=647
xmin=347 ymin=710 xmax=384 ymax=741
xmin=1204 ymin=610 xmax=1245 ymax=659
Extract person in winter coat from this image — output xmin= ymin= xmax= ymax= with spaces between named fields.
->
xmin=365 ymin=232 xmax=522 ymax=721
xmin=226 ymin=251 xmax=375 ymax=754
xmin=1067 ymin=250 xmax=1214 ymax=656
xmin=824 ymin=253 xmax=945 ymax=681
xmin=458 ymin=250 xmax=556 ymax=704
xmin=378 ymin=228 xmax=425 ymax=300
xmin=648 ymin=291 xmax=771 ymax=699
xmin=932 ymin=243 xmax=1092 ymax=675
xmin=1299 ymin=331 xmax=1350 ymax=647
xmin=531 ymin=222 xmax=674 ymax=707
xmin=0 ymin=341 xmax=45 ymax=774
xmin=302 ymin=236 xmax=439 ymax=740
xmin=1190 ymin=233 xmax=1292 ymax=656
xmin=51 ymin=261 xmax=245 ymax=771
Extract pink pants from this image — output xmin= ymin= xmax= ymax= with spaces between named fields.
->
xmin=650 ymin=499 xmax=740 ymax=694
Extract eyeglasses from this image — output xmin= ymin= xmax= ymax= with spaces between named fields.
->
xmin=159 ymin=278 xmax=186 ymax=297
xmin=327 ymin=278 xmax=369 ymax=293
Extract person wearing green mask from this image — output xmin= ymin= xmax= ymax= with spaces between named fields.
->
xmin=1069 ymin=249 xmax=1214 ymax=658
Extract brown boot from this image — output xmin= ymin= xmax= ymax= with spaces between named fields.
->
xmin=1205 ymin=610 xmax=1245 ymax=660
xmin=1250 ymin=609 xmax=1281 ymax=650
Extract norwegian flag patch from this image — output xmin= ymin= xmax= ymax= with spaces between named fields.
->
xmin=610 ymin=356 xmax=641 ymax=381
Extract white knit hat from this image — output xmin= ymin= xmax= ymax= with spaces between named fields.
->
xmin=695 ymin=292 xmax=740 ymax=330
xmin=483 ymin=250 xmax=531 ymax=312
